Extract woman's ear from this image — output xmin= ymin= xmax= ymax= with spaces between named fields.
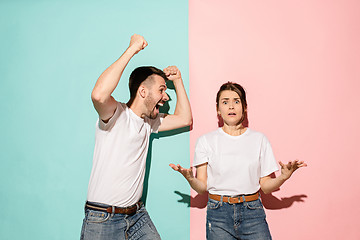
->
xmin=216 ymin=106 xmax=221 ymax=116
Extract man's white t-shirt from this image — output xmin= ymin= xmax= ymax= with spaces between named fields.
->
xmin=87 ymin=102 xmax=164 ymax=207
xmin=193 ymin=128 xmax=279 ymax=195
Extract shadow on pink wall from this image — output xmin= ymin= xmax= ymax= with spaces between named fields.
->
xmin=175 ymin=189 xmax=307 ymax=210
xmin=260 ymin=173 xmax=308 ymax=210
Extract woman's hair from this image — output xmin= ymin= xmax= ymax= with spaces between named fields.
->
xmin=216 ymin=81 xmax=247 ymax=123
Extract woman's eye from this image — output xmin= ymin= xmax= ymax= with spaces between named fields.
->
xmin=235 ymin=100 xmax=240 ymax=104
xmin=223 ymin=101 xmax=227 ymax=104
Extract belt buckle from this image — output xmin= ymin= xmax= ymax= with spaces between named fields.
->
xmin=227 ymin=196 xmax=240 ymax=204
xmin=228 ymin=196 xmax=241 ymax=204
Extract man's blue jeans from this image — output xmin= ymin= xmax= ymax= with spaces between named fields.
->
xmin=80 ymin=202 xmax=161 ymax=240
xmin=206 ymin=197 xmax=272 ymax=240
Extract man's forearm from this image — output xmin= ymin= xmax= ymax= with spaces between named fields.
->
xmin=92 ymin=46 xmax=137 ymax=103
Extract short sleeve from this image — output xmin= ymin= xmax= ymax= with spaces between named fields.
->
xmin=193 ymin=136 xmax=210 ymax=167
xmin=97 ymin=102 xmax=125 ymax=131
xmin=148 ymin=113 xmax=165 ymax=133
xmin=260 ymin=135 xmax=280 ymax=177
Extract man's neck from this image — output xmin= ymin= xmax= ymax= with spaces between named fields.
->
xmin=127 ymin=99 xmax=146 ymax=119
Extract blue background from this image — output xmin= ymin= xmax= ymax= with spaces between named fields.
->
xmin=0 ymin=1 xmax=190 ymax=239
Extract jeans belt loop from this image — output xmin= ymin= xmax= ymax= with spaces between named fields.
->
xmin=111 ymin=206 xmax=115 ymax=215
xmin=242 ymin=195 xmax=246 ymax=202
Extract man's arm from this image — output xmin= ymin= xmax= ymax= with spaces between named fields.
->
xmin=158 ymin=66 xmax=192 ymax=131
xmin=91 ymin=34 xmax=148 ymax=121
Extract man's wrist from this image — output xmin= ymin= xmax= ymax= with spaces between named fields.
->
xmin=171 ymin=77 xmax=183 ymax=85
xmin=126 ymin=45 xmax=140 ymax=55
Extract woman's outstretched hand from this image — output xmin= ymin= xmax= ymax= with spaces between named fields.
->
xmin=279 ymin=160 xmax=307 ymax=180
xmin=169 ymin=163 xmax=194 ymax=181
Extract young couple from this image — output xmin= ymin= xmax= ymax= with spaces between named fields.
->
xmin=80 ymin=34 xmax=306 ymax=240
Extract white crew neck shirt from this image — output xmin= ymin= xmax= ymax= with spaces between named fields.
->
xmin=193 ymin=128 xmax=279 ymax=195
xmin=87 ymin=102 xmax=164 ymax=207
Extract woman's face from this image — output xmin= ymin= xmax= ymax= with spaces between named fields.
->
xmin=217 ymin=90 xmax=244 ymax=126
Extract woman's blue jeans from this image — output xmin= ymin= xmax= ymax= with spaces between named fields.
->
xmin=206 ymin=196 xmax=272 ymax=240
xmin=80 ymin=202 xmax=161 ymax=240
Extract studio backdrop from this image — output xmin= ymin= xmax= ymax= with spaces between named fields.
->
xmin=1 ymin=0 xmax=359 ymax=239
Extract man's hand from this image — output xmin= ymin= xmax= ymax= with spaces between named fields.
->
xmin=279 ymin=160 xmax=307 ymax=181
xmin=129 ymin=34 xmax=148 ymax=54
xmin=163 ymin=66 xmax=182 ymax=82
xmin=169 ymin=163 xmax=194 ymax=181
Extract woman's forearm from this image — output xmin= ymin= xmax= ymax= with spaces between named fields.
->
xmin=188 ymin=177 xmax=207 ymax=194
xmin=260 ymin=175 xmax=288 ymax=194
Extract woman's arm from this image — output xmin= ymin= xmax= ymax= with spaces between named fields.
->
xmin=169 ymin=163 xmax=207 ymax=194
xmin=260 ymin=160 xmax=307 ymax=194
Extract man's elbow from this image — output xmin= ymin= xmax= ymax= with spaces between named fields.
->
xmin=176 ymin=116 xmax=192 ymax=128
xmin=91 ymin=89 xmax=107 ymax=104
xmin=185 ymin=117 xmax=193 ymax=127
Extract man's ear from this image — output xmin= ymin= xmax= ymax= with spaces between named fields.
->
xmin=138 ymin=85 xmax=147 ymax=99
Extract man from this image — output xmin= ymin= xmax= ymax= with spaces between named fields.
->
xmin=80 ymin=34 xmax=192 ymax=240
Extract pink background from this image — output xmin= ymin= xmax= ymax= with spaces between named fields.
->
xmin=189 ymin=0 xmax=360 ymax=239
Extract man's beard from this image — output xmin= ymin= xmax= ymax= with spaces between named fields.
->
xmin=144 ymin=94 xmax=159 ymax=119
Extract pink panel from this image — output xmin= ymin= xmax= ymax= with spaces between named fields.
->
xmin=189 ymin=0 xmax=360 ymax=239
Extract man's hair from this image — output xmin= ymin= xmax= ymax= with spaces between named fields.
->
xmin=128 ymin=66 xmax=167 ymax=101
xmin=216 ymin=81 xmax=248 ymax=123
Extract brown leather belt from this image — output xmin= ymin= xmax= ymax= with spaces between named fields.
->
xmin=85 ymin=201 xmax=142 ymax=215
xmin=209 ymin=192 xmax=259 ymax=204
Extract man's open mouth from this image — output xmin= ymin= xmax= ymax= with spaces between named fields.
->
xmin=155 ymin=102 xmax=163 ymax=109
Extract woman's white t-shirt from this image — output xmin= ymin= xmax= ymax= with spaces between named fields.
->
xmin=193 ymin=128 xmax=279 ymax=195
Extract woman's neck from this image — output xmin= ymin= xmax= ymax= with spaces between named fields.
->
xmin=222 ymin=123 xmax=246 ymax=136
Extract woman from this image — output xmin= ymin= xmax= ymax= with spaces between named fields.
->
xmin=170 ymin=82 xmax=307 ymax=239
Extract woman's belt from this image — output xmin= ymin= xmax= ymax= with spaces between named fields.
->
xmin=209 ymin=192 xmax=259 ymax=204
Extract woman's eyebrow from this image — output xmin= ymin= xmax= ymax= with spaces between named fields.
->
xmin=221 ymin=97 xmax=240 ymax=100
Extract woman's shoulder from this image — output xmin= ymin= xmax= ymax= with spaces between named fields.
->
xmin=199 ymin=128 xmax=222 ymax=139
xmin=246 ymin=128 xmax=272 ymax=145
xmin=195 ymin=128 xmax=221 ymax=145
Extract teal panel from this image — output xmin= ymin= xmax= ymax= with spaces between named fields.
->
xmin=0 ymin=1 xmax=189 ymax=239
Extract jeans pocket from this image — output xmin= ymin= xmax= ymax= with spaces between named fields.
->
xmin=245 ymin=199 xmax=264 ymax=210
xmin=207 ymin=199 xmax=221 ymax=210
xmin=86 ymin=210 xmax=111 ymax=223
